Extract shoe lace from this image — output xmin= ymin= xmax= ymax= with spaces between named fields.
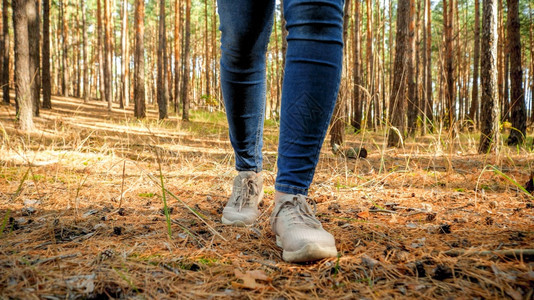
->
xmin=234 ymin=177 xmax=259 ymax=212
xmin=274 ymin=195 xmax=321 ymax=229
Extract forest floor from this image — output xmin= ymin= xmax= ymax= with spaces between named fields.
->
xmin=0 ymin=95 xmax=533 ymax=299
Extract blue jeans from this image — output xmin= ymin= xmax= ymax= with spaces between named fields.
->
xmin=218 ymin=0 xmax=344 ymax=195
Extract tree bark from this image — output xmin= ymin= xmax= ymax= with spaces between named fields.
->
xmin=157 ymin=0 xmax=168 ymax=119
xmin=134 ymin=0 xmax=146 ymax=119
xmin=422 ymin=0 xmax=432 ymax=134
xmin=469 ymin=0 xmax=480 ymax=126
xmin=203 ymin=0 xmax=209 ymax=98
xmin=1 ymin=0 xmax=9 ymax=104
xmin=406 ymin=0 xmax=417 ymax=134
xmin=181 ymin=0 xmax=191 ymax=121
xmin=351 ymin=0 xmax=362 ymax=131
xmin=60 ymin=0 xmax=69 ymax=97
xmin=81 ymin=0 xmax=88 ymax=102
xmin=444 ymin=0 xmax=455 ymax=129
xmin=388 ymin=0 xmax=410 ymax=147
xmin=505 ymin=0 xmax=526 ymax=145
xmin=174 ymin=0 xmax=181 ymax=113
xmin=365 ymin=0 xmax=373 ymax=130
xmin=120 ymin=0 xmax=129 ymax=108
xmin=479 ymin=0 xmax=499 ymax=153
xmin=329 ymin=0 xmax=351 ymax=149
xmin=13 ymin=0 xmax=33 ymax=130
xmin=27 ymin=0 xmax=40 ymax=116
xmin=41 ymin=0 xmax=51 ymax=108
xmin=103 ymin=0 xmax=112 ymax=110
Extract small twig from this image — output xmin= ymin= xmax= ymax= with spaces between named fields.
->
xmin=369 ymin=208 xmax=397 ymax=214
xmin=31 ymin=253 xmax=80 ymax=265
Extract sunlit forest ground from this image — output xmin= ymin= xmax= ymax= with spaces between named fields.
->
xmin=0 ymin=96 xmax=533 ymax=299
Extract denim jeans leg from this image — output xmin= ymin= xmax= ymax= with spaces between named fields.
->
xmin=275 ymin=0 xmax=344 ymax=195
xmin=217 ymin=0 xmax=275 ymax=173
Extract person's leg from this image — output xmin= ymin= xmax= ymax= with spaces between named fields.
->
xmin=218 ymin=0 xmax=275 ymax=173
xmin=271 ymin=0 xmax=344 ymax=262
xmin=218 ymin=0 xmax=275 ymax=226
xmin=275 ymin=0 xmax=344 ymax=195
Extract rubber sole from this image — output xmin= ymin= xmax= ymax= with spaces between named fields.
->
xmin=221 ymin=216 xmax=249 ymax=227
xmin=276 ymin=236 xmax=338 ymax=263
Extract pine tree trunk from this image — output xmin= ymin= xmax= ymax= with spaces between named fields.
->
xmin=203 ymin=0 xmax=209 ymax=99
xmin=27 ymin=0 xmax=39 ymax=116
xmin=103 ymin=0 xmax=112 ymax=110
xmin=60 ymin=0 xmax=69 ymax=97
xmin=444 ymin=0 xmax=455 ymax=129
xmin=81 ymin=0 xmax=88 ymax=102
xmin=41 ymin=0 xmax=51 ymax=108
xmin=406 ymin=0 xmax=417 ymax=135
xmin=388 ymin=0 xmax=410 ymax=147
xmin=13 ymin=0 xmax=33 ymax=130
xmin=121 ymin=0 xmax=129 ymax=108
xmin=97 ymin=0 xmax=104 ymax=101
xmin=530 ymin=3 xmax=534 ymax=122
xmin=469 ymin=0 xmax=480 ymax=126
xmin=479 ymin=0 xmax=499 ymax=153
xmin=422 ymin=0 xmax=432 ymax=134
xmin=351 ymin=0 xmax=362 ymax=131
xmin=1 ymin=0 xmax=9 ymax=104
xmin=174 ymin=0 xmax=181 ymax=113
xmin=505 ymin=0 xmax=526 ymax=145
xmin=134 ymin=0 xmax=146 ymax=119
xmin=157 ymin=0 xmax=168 ymax=119
xmin=329 ymin=0 xmax=351 ymax=150
xmin=365 ymin=0 xmax=373 ymax=130
xmin=181 ymin=0 xmax=191 ymax=121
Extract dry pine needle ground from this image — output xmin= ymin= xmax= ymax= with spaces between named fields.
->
xmin=0 ymin=97 xmax=533 ymax=299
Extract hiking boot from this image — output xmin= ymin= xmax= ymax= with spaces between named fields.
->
xmin=221 ymin=171 xmax=263 ymax=226
xmin=270 ymin=194 xmax=337 ymax=263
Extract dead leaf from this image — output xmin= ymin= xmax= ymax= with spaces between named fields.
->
xmin=357 ymin=210 xmax=370 ymax=219
xmin=232 ymin=269 xmax=272 ymax=290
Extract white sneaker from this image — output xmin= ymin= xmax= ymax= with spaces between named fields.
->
xmin=221 ymin=171 xmax=263 ymax=226
xmin=270 ymin=194 xmax=337 ymax=262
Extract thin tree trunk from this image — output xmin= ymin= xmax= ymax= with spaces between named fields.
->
xmin=97 ymin=0 xmax=104 ymax=100
xmin=81 ymin=0 xmax=88 ymax=102
xmin=422 ymin=0 xmax=432 ymax=134
xmin=134 ymin=0 xmax=146 ymax=119
xmin=174 ymin=0 xmax=182 ymax=113
xmin=157 ymin=0 xmax=168 ymax=119
xmin=60 ymin=0 xmax=68 ymax=97
xmin=469 ymin=0 xmax=480 ymax=126
xmin=444 ymin=0 xmax=455 ymax=129
xmin=1 ymin=0 xmax=8 ymax=104
xmin=388 ymin=0 xmax=410 ymax=147
xmin=103 ymin=0 xmax=112 ymax=110
xmin=181 ymin=0 xmax=191 ymax=121
xmin=13 ymin=0 xmax=33 ymax=130
xmin=365 ymin=0 xmax=373 ymax=130
xmin=506 ymin=0 xmax=526 ymax=145
xmin=27 ymin=0 xmax=39 ymax=116
xmin=351 ymin=0 xmax=362 ymax=131
xmin=203 ymin=0 xmax=209 ymax=98
xmin=406 ymin=0 xmax=417 ymax=134
xmin=479 ymin=0 xmax=499 ymax=153
xmin=42 ymin=0 xmax=51 ymax=108
xmin=329 ymin=0 xmax=351 ymax=149
xmin=121 ymin=0 xmax=129 ymax=108
xmin=530 ymin=2 xmax=534 ymax=122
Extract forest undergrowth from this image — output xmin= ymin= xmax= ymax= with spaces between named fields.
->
xmin=0 ymin=97 xmax=533 ymax=299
